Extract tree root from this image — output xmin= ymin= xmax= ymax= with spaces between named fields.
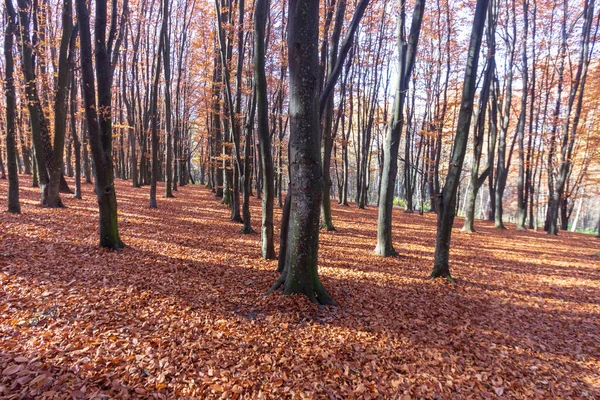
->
xmin=266 ymin=270 xmax=337 ymax=306
xmin=428 ymin=265 xmax=456 ymax=283
xmin=319 ymin=223 xmax=336 ymax=231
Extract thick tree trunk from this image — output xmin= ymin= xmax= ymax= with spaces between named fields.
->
xmin=269 ymin=0 xmax=334 ymax=305
xmin=76 ymin=0 xmax=124 ymax=249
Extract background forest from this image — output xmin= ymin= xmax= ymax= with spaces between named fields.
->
xmin=0 ymin=0 xmax=599 ymax=235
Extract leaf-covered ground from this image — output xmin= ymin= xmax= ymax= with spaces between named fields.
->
xmin=1 ymin=176 xmax=599 ymax=399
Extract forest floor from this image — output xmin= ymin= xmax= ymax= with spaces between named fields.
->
xmin=1 ymin=176 xmax=599 ymax=399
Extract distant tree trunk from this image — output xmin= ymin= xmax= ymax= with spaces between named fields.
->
xmin=19 ymin=126 xmax=32 ymax=176
xmin=254 ymin=0 xmax=275 ymax=258
xmin=17 ymin=0 xmax=53 ymax=203
xmin=149 ymin=13 xmax=164 ymax=209
xmin=546 ymin=0 xmax=595 ymax=235
xmin=5 ymin=0 xmax=20 ymax=213
xmin=66 ymin=137 xmax=73 ymax=177
xmin=82 ymin=119 xmax=92 ymax=184
xmin=46 ymin=0 xmax=74 ymax=208
xmin=494 ymin=0 xmax=517 ymax=230
xmin=570 ymin=192 xmax=584 ymax=232
xmin=75 ymin=0 xmax=125 ymax=249
xmin=241 ymin=91 xmax=256 ymax=234
xmin=211 ymin=53 xmax=223 ymax=198
xmin=122 ymin=32 xmax=139 ymax=188
xmin=269 ymin=0 xmax=335 ymax=305
xmin=319 ymin=0 xmax=347 ymax=231
xmin=375 ymin=0 xmax=425 ymax=257
xmin=214 ymin=0 xmax=244 ymax=222
xmin=235 ymin=0 xmax=250 ymax=227
xmin=515 ymin=0 xmax=529 ymax=230
xmin=32 ymin=154 xmax=38 ymax=187
xmin=0 ymin=142 xmax=5 ymax=180
xmin=70 ymin=75 xmax=82 ymax=199
xmin=162 ymin=0 xmax=174 ymax=198
xmin=431 ymin=0 xmax=488 ymax=280
xmin=462 ymin=0 xmax=495 ymax=232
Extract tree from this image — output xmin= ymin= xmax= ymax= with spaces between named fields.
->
xmin=16 ymin=0 xmax=53 ymax=204
xmin=75 ymin=0 xmax=125 ymax=249
xmin=462 ymin=0 xmax=496 ymax=233
xmin=515 ymin=0 xmax=530 ymax=230
xmin=46 ymin=0 xmax=75 ymax=208
xmin=162 ymin=0 xmax=174 ymax=199
xmin=254 ymin=0 xmax=276 ymax=258
xmin=4 ymin=0 xmax=20 ymax=214
xmin=546 ymin=0 xmax=596 ymax=235
xmin=431 ymin=0 xmax=489 ymax=280
xmin=149 ymin=1 xmax=164 ymax=209
xmin=269 ymin=0 xmax=335 ymax=305
xmin=375 ymin=0 xmax=426 ymax=257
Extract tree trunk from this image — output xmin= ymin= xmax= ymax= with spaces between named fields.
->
xmin=46 ymin=0 xmax=74 ymax=208
xmin=462 ymin=1 xmax=495 ymax=232
xmin=269 ymin=0 xmax=335 ymax=305
xmin=162 ymin=0 xmax=174 ymax=198
xmin=149 ymin=14 xmax=164 ymax=209
xmin=319 ymin=0 xmax=347 ymax=231
xmin=17 ymin=0 xmax=53 ymax=203
xmin=375 ymin=0 xmax=425 ymax=257
xmin=75 ymin=0 xmax=124 ymax=249
xmin=5 ymin=0 xmax=20 ymax=213
xmin=431 ymin=0 xmax=488 ymax=280
xmin=515 ymin=0 xmax=529 ymax=230
xmin=547 ymin=0 xmax=595 ymax=235
xmin=254 ymin=0 xmax=275 ymax=258
xmin=71 ymin=75 xmax=82 ymax=199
